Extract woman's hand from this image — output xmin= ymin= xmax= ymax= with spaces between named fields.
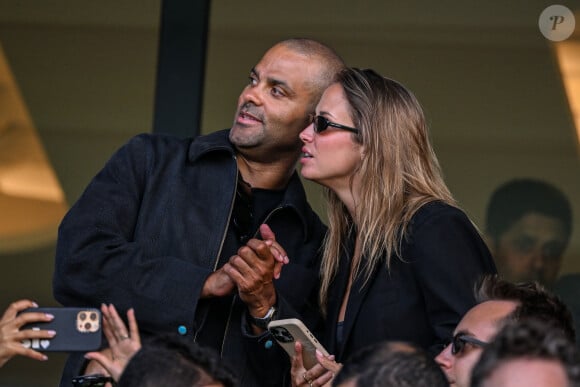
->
xmin=0 ymin=300 xmax=56 ymax=367
xmin=260 ymin=224 xmax=289 ymax=279
xmin=291 ymin=341 xmax=341 ymax=387
xmin=84 ymin=304 xmax=141 ymax=382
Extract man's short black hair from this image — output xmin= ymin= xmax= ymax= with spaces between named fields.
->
xmin=118 ymin=333 xmax=238 ymax=387
xmin=334 ymin=341 xmax=448 ymax=387
xmin=475 ymin=275 xmax=576 ymax=342
xmin=485 ymin=178 xmax=572 ymax=242
xmin=470 ymin=319 xmax=580 ymax=387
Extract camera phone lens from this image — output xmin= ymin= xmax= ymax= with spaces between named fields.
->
xmin=79 ymin=312 xmax=86 ymax=321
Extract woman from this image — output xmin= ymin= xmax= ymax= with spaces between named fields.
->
xmin=292 ymin=68 xmax=496 ymax=386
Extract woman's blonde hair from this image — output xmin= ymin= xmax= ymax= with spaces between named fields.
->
xmin=319 ymin=68 xmax=456 ymax=310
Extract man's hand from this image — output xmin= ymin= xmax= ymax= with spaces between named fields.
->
xmin=201 ymin=268 xmax=236 ymax=298
xmin=224 ymin=237 xmax=278 ymax=318
xmin=224 ymin=224 xmax=289 ymax=315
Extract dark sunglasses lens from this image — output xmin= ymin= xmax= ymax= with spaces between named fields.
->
xmin=451 ymin=335 xmax=464 ymax=355
xmin=314 ymin=116 xmax=328 ymax=133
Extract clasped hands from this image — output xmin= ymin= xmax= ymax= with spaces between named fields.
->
xmin=202 ymin=223 xmax=288 ymax=318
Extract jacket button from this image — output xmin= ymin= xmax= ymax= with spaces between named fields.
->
xmin=178 ymin=325 xmax=187 ymax=335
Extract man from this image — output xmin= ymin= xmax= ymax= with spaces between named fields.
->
xmin=53 ymin=38 xmax=345 ymax=386
xmin=470 ymin=319 xmax=580 ymax=387
xmin=435 ymin=275 xmax=574 ymax=387
xmin=118 ymin=333 xmax=238 ymax=387
xmin=484 ymin=178 xmax=572 ymax=288
xmin=485 ymin=179 xmax=580 ymax=347
xmin=333 ymin=341 xmax=448 ymax=387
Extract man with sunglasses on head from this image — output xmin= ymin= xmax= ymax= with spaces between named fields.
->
xmin=53 ymin=38 xmax=345 ymax=387
xmin=435 ymin=275 xmax=575 ymax=387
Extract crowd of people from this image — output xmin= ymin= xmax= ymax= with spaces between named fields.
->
xmin=0 ymin=37 xmax=578 ymax=386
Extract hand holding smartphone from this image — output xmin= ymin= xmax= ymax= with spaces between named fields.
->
xmin=19 ymin=307 xmax=102 ymax=352
xmin=267 ymin=318 xmax=329 ymax=369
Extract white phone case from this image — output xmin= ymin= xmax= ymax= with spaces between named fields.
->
xmin=267 ymin=318 xmax=329 ymax=369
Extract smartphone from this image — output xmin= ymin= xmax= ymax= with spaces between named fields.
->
xmin=19 ymin=307 xmax=102 ymax=352
xmin=268 ymin=318 xmax=329 ymax=369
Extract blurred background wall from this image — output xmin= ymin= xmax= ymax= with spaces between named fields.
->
xmin=0 ymin=1 xmax=578 ymax=385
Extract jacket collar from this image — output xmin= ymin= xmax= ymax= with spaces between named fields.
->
xmin=277 ymin=172 xmax=313 ymax=241
xmin=188 ymin=129 xmax=234 ymax=161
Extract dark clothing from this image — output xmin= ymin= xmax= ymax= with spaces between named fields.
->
xmin=553 ymin=273 xmax=580 ymax=347
xmin=321 ymin=201 xmax=496 ymax=362
xmin=53 ymin=130 xmax=327 ymax=386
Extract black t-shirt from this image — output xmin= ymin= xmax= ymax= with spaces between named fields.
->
xmin=194 ymin=184 xmax=285 ymax=350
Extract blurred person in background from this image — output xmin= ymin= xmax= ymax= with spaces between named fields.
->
xmin=484 ymin=178 xmax=572 ymax=288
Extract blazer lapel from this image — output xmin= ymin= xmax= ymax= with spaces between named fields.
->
xmin=339 ymin=254 xmax=381 ymax=360
xmin=324 ymin=230 xmax=383 ymax=360
xmin=324 ymin=243 xmax=351 ymax=355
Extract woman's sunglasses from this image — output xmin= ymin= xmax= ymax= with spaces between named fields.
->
xmin=448 ymin=333 xmax=488 ymax=356
xmin=309 ymin=114 xmax=359 ymax=134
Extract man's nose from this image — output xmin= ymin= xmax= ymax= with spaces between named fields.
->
xmin=531 ymin=249 xmax=546 ymax=270
xmin=435 ymin=345 xmax=453 ymax=370
xmin=240 ymin=84 xmax=263 ymax=106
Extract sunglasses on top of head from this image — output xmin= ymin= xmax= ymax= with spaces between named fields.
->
xmin=72 ymin=374 xmax=116 ymax=387
xmin=309 ymin=114 xmax=359 ymax=134
xmin=447 ymin=333 xmax=488 ymax=356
